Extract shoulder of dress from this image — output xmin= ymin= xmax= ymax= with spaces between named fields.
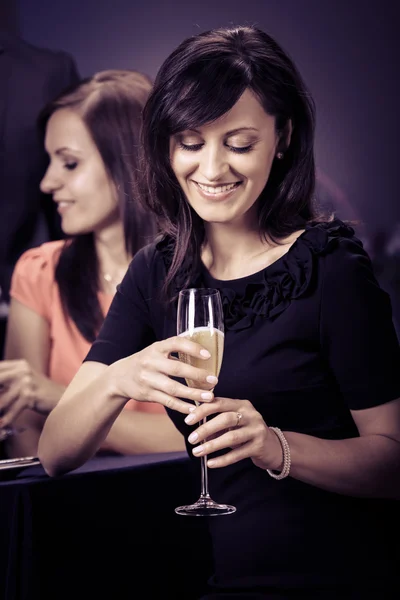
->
xmin=14 ymin=240 xmax=65 ymax=274
xmin=219 ymin=220 xmax=364 ymax=331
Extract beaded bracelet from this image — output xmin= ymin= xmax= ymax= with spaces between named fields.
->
xmin=266 ymin=426 xmax=291 ymax=480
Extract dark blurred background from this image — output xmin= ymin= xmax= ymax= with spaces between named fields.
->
xmin=2 ymin=0 xmax=400 ymax=326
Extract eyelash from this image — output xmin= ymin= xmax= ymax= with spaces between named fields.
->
xmin=64 ymin=162 xmax=78 ymax=171
xmin=178 ymin=142 xmax=253 ymax=154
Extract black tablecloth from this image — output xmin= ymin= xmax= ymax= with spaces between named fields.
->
xmin=0 ymin=452 xmax=214 ymax=600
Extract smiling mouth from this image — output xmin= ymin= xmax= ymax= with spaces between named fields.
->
xmin=55 ymin=201 xmax=75 ymax=212
xmin=194 ymin=181 xmax=241 ymax=195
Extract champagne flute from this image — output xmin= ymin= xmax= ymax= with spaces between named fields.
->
xmin=175 ymin=288 xmax=236 ymax=516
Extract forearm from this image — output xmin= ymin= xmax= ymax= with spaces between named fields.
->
xmin=38 ymin=370 xmax=128 ymax=476
xmin=102 ymin=410 xmax=186 ymax=454
xmin=283 ymin=431 xmax=400 ymax=499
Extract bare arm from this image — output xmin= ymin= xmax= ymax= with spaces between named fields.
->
xmin=283 ymin=398 xmax=400 ymax=498
xmin=185 ymin=396 xmax=400 ymax=499
xmin=38 ymin=335 xmax=217 ymax=476
xmin=3 ymin=300 xmax=185 ymax=459
xmin=101 ymin=410 xmax=185 ymax=454
xmin=39 ymin=361 xmax=137 ymax=475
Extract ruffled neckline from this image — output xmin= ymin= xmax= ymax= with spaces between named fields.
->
xmin=157 ymin=220 xmax=359 ymax=332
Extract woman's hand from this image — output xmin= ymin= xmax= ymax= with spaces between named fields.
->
xmin=183 ymin=397 xmax=283 ymax=470
xmin=106 ymin=336 xmax=218 ymax=414
xmin=0 ymin=359 xmax=51 ymax=427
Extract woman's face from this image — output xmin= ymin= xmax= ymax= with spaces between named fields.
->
xmin=169 ymin=89 xmax=283 ymax=228
xmin=40 ymin=108 xmax=120 ymax=237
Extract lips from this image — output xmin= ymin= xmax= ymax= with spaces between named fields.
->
xmin=196 ymin=181 xmax=241 ymax=194
xmin=54 ymin=200 xmax=75 ymax=213
xmin=192 ymin=180 xmax=242 ymax=200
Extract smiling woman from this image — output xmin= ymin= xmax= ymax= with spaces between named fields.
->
xmin=41 ymin=108 xmax=120 ymax=237
xmin=0 ymin=70 xmax=187 ymax=459
xmin=169 ymin=90 xmax=289 ymax=228
xmin=37 ymin=26 xmax=400 ymax=599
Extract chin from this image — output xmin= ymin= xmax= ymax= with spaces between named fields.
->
xmin=61 ymin=225 xmax=86 ymax=237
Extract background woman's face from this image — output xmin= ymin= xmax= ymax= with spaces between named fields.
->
xmin=169 ymin=89 xmax=280 ymax=228
xmin=40 ymin=108 xmax=120 ymax=237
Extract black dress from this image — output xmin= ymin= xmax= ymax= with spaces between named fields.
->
xmin=85 ymin=221 xmax=400 ymax=599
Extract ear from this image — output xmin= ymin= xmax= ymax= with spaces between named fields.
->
xmin=277 ymin=119 xmax=293 ymax=153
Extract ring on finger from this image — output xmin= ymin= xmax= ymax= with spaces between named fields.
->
xmin=235 ymin=411 xmax=243 ymax=428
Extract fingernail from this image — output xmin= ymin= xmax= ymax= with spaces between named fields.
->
xmin=201 ymin=392 xmax=212 ymax=400
xmin=193 ymin=445 xmax=204 ymax=455
xmin=200 ymin=349 xmax=211 ymax=358
xmin=206 ymin=375 xmax=218 ymax=384
xmin=185 ymin=413 xmax=195 ymax=424
xmin=188 ymin=432 xmax=198 ymax=443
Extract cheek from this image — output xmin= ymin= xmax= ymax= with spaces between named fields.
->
xmin=239 ymin=154 xmax=274 ymax=188
xmin=69 ymin=171 xmax=93 ymax=196
xmin=171 ymin=152 xmax=197 ymax=180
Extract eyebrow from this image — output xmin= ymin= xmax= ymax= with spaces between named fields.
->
xmin=54 ymin=147 xmax=83 ymax=155
xmin=184 ymin=127 xmax=259 ymax=136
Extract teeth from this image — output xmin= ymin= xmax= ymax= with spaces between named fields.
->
xmin=197 ymin=182 xmax=238 ymax=194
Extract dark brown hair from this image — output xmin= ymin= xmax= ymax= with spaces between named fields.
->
xmin=140 ymin=26 xmax=321 ymax=301
xmin=40 ymin=70 xmax=154 ymax=341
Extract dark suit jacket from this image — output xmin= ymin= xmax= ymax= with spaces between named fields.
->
xmin=0 ymin=31 xmax=80 ymax=302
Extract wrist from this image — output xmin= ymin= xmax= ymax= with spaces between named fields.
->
xmin=268 ymin=426 xmax=285 ymax=470
xmin=266 ymin=427 xmax=291 ymax=480
xmin=104 ymin=363 xmax=130 ymax=405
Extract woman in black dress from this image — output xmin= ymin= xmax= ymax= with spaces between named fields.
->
xmin=39 ymin=26 xmax=400 ymax=598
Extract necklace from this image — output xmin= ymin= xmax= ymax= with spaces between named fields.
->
xmin=102 ymin=272 xmax=120 ymax=292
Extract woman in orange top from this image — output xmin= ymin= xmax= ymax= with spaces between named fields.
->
xmin=0 ymin=70 xmax=185 ymax=457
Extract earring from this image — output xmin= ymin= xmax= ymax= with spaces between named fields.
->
xmin=276 ymin=152 xmax=284 ymax=160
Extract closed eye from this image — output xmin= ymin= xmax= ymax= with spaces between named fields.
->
xmin=64 ymin=162 xmax=78 ymax=171
xmin=178 ymin=142 xmax=254 ymax=154
xmin=178 ymin=142 xmax=203 ymax=152
xmin=228 ymin=144 xmax=254 ymax=154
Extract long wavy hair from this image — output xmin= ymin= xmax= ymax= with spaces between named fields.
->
xmin=139 ymin=25 xmax=324 ymax=301
xmin=39 ymin=70 xmax=155 ymax=341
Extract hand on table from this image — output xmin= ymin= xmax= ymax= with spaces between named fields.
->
xmin=0 ymin=359 xmax=49 ymax=428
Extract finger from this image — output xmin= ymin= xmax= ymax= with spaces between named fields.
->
xmin=150 ymin=390 xmax=196 ymax=414
xmin=0 ymin=368 xmax=21 ymax=384
xmin=184 ymin=398 xmax=240 ymax=425
xmin=157 ymin=375 xmax=214 ymax=403
xmin=191 ymin=428 xmax=248 ymax=458
xmin=0 ymin=387 xmax=22 ymax=414
xmin=161 ymin=357 xmax=217 ymax=390
xmin=0 ymin=360 xmax=27 ymax=378
xmin=161 ymin=336 xmax=212 ymax=360
xmin=0 ymin=369 xmax=29 ymax=388
xmin=187 ymin=411 xmax=234 ymax=444
xmin=207 ymin=443 xmax=253 ymax=468
xmin=0 ymin=400 xmax=26 ymax=428
xmin=141 ymin=371 xmax=213 ymax=402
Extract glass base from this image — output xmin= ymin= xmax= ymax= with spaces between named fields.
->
xmin=175 ymin=496 xmax=236 ymax=517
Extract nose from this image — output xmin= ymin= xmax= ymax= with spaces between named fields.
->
xmin=198 ymin=144 xmax=230 ymax=182
xmin=40 ymin=163 xmax=62 ymax=195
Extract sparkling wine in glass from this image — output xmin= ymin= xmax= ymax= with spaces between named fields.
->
xmin=175 ymin=288 xmax=236 ymax=516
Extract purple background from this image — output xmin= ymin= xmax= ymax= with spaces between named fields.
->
xmin=14 ymin=0 xmax=400 ymax=233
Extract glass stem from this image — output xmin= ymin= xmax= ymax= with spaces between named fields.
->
xmin=199 ymin=417 xmax=210 ymax=499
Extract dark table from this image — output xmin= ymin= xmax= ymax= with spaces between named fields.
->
xmin=0 ymin=452 xmax=214 ymax=600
